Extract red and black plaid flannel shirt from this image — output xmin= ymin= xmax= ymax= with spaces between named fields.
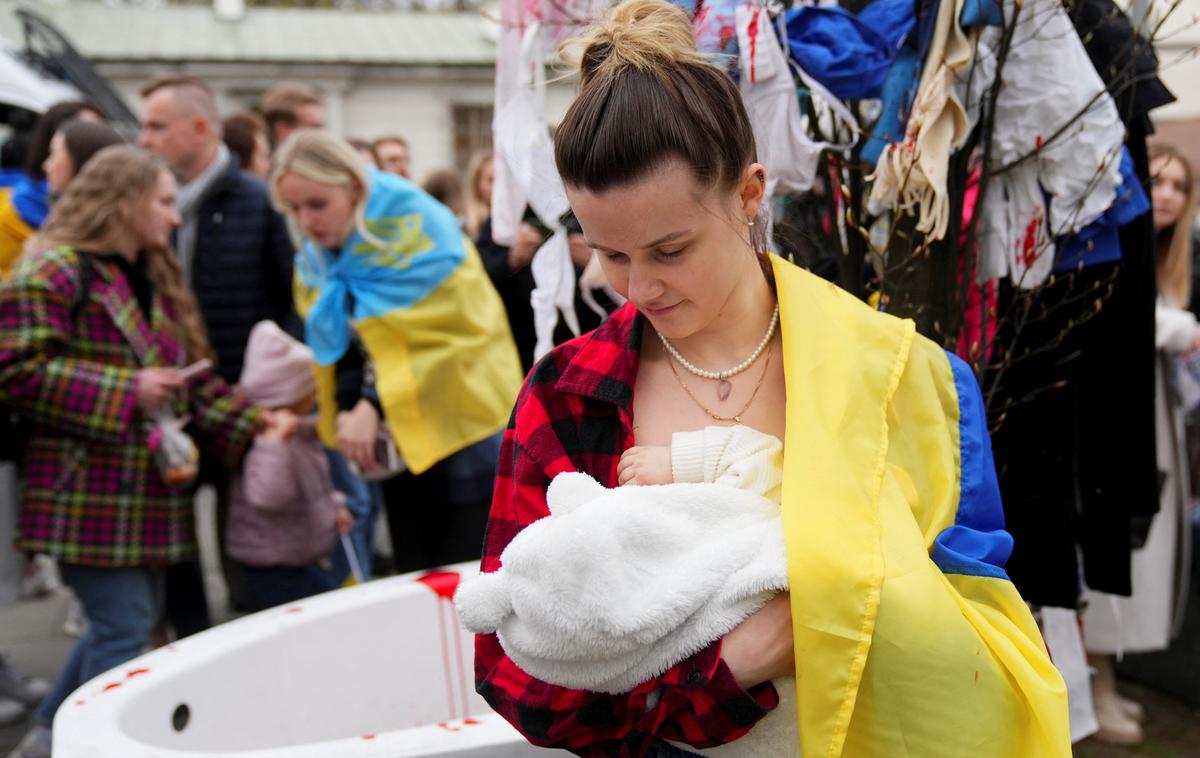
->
xmin=475 ymin=303 xmax=778 ymax=757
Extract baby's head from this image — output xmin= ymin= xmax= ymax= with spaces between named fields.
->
xmin=239 ymin=321 xmax=316 ymax=412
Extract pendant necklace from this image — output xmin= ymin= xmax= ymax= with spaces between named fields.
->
xmin=666 ymin=342 xmax=773 ymax=425
xmin=656 ymin=302 xmax=779 ymax=401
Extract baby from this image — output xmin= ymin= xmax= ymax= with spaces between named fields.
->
xmin=457 ymin=424 xmax=788 ymax=692
xmin=457 ymin=424 xmax=796 ymax=755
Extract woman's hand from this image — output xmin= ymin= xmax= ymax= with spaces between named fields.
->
xmin=721 ymin=592 xmax=795 ymax=689
xmin=135 ymin=367 xmax=184 ymax=413
xmin=508 ymin=223 xmax=544 ymax=271
xmin=336 ymin=399 xmax=381 ymax=473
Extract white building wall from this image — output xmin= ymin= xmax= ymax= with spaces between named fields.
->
xmin=1152 ymin=0 xmax=1200 ymax=121
xmin=101 ymin=62 xmax=577 ymax=183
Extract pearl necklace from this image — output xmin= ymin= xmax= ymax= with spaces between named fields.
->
xmin=656 ymin=303 xmax=779 ymax=401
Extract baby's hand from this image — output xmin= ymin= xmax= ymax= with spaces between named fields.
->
xmin=335 ymin=506 xmax=354 ymax=536
xmin=617 ymin=445 xmax=672 ymax=486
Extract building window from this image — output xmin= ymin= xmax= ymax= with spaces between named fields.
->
xmin=452 ymin=103 xmax=493 ymax=170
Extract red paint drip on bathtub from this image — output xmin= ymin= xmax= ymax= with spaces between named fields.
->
xmin=74 ymin=700 xmax=85 ymax=706
xmin=285 ymin=606 xmax=304 ymax=614
xmin=416 ymin=570 xmax=460 ymax=600
xmin=126 ymin=668 xmax=150 ymax=678
xmin=464 ymin=719 xmax=480 ymax=726
xmin=103 ymin=682 xmax=122 ymax=692
xmin=420 ymin=569 xmax=473 ymax=723
xmin=438 ymin=722 xmax=461 ymax=732
xmin=361 ymin=734 xmax=376 ymax=741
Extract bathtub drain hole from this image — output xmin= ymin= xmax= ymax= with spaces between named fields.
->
xmin=172 ymin=703 xmax=190 ymax=732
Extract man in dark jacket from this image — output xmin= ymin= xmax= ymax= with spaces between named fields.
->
xmin=138 ymin=76 xmax=298 ymax=383
xmin=138 ymin=76 xmax=298 ymax=618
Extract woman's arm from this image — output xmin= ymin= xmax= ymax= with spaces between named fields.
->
xmin=188 ymin=368 xmax=261 ymax=469
xmin=475 ymin=375 xmax=777 ymax=756
xmin=0 ymin=251 xmax=138 ymax=442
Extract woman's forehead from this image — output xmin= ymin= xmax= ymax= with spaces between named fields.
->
xmin=567 ymin=166 xmax=718 ymax=247
xmin=1152 ymin=156 xmax=1186 ymax=178
xmin=278 ymin=171 xmax=344 ymax=197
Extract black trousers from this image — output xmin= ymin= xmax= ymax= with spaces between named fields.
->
xmin=379 ymin=434 xmax=500 ymax=575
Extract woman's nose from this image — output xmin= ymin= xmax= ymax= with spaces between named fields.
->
xmin=627 ymin=265 xmax=664 ymax=305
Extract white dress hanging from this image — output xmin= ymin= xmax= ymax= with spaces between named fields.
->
xmin=962 ymin=0 xmax=1125 ymax=288
xmin=491 ymin=6 xmax=585 ymax=361
xmin=734 ymin=5 xmax=858 ymax=200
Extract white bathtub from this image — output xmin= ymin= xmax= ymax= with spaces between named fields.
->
xmin=53 ymin=565 xmax=564 ymax=757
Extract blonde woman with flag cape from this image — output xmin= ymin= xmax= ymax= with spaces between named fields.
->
xmin=469 ymin=2 xmax=1071 ymax=756
xmin=271 ymin=130 xmax=523 ymax=574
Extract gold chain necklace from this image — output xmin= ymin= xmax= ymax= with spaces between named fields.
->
xmin=665 ymin=342 xmax=773 ymax=424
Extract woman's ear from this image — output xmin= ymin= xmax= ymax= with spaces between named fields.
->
xmin=350 ymin=179 xmax=366 ymax=208
xmin=739 ymin=163 xmax=767 ymax=223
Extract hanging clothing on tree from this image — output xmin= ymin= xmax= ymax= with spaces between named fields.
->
xmin=866 ymin=0 xmax=978 ymax=242
xmin=988 ymin=0 xmax=1170 ymax=608
xmin=736 ymin=7 xmax=858 ymax=200
xmin=1083 ymin=297 xmax=1196 ymax=655
xmin=492 ymin=1 xmax=605 ymax=361
xmin=963 ymin=0 xmax=1125 ymax=288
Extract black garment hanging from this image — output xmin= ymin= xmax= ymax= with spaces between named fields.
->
xmin=990 ymin=3 xmax=1171 ymax=607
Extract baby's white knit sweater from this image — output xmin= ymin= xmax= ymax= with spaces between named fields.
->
xmin=456 ymin=425 xmax=797 ymax=755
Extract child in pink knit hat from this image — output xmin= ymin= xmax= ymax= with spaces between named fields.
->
xmin=226 ymin=321 xmax=352 ymax=611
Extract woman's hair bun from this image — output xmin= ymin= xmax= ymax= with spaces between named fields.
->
xmin=566 ymin=0 xmax=707 ymax=87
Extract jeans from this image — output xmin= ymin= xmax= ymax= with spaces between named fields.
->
xmin=35 ymin=564 xmax=164 ymax=725
xmin=240 ymin=563 xmax=335 ymax=612
xmin=325 ymin=448 xmax=382 ymax=585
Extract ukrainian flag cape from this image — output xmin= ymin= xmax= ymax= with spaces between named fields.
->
xmin=773 ymin=256 xmax=1070 ymax=757
xmin=0 ymin=181 xmax=41 ymax=279
xmin=294 ymin=169 xmax=523 ymax=474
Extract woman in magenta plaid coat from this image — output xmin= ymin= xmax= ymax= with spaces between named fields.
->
xmin=0 ymin=145 xmax=283 ymax=757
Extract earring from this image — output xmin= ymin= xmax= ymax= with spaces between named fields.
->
xmin=748 ymin=219 xmax=755 ymax=227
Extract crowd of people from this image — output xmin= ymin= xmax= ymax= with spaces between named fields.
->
xmin=0 ymin=74 xmax=607 ymax=758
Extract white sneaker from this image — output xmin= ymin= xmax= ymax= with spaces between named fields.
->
xmin=0 ymin=657 xmax=49 ymax=707
xmin=19 ymin=556 xmax=61 ymax=599
xmin=62 ymin=596 xmax=87 ymax=639
xmin=0 ymin=697 xmax=24 ymax=728
xmin=7 ymin=724 xmax=51 ymax=758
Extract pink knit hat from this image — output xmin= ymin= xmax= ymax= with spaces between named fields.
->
xmin=239 ymin=320 xmax=316 ymax=408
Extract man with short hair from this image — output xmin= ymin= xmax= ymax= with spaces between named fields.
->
xmin=139 ymin=75 xmax=298 ymax=619
xmin=139 ymin=76 xmax=297 ymax=381
xmin=260 ymin=82 xmax=325 ymax=150
xmin=373 ymin=136 xmax=411 ymax=179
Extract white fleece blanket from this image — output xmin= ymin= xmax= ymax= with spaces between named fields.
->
xmin=455 ymin=471 xmax=788 ymax=694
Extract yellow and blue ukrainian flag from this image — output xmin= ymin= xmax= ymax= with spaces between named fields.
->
xmin=772 ymin=256 xmax=1071 ymax=757
xmin=295 ymin=168 xmax=523 ymax=475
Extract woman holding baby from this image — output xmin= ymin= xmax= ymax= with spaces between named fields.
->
xmin=465 ymin=1 xmax=1071 ymax=756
